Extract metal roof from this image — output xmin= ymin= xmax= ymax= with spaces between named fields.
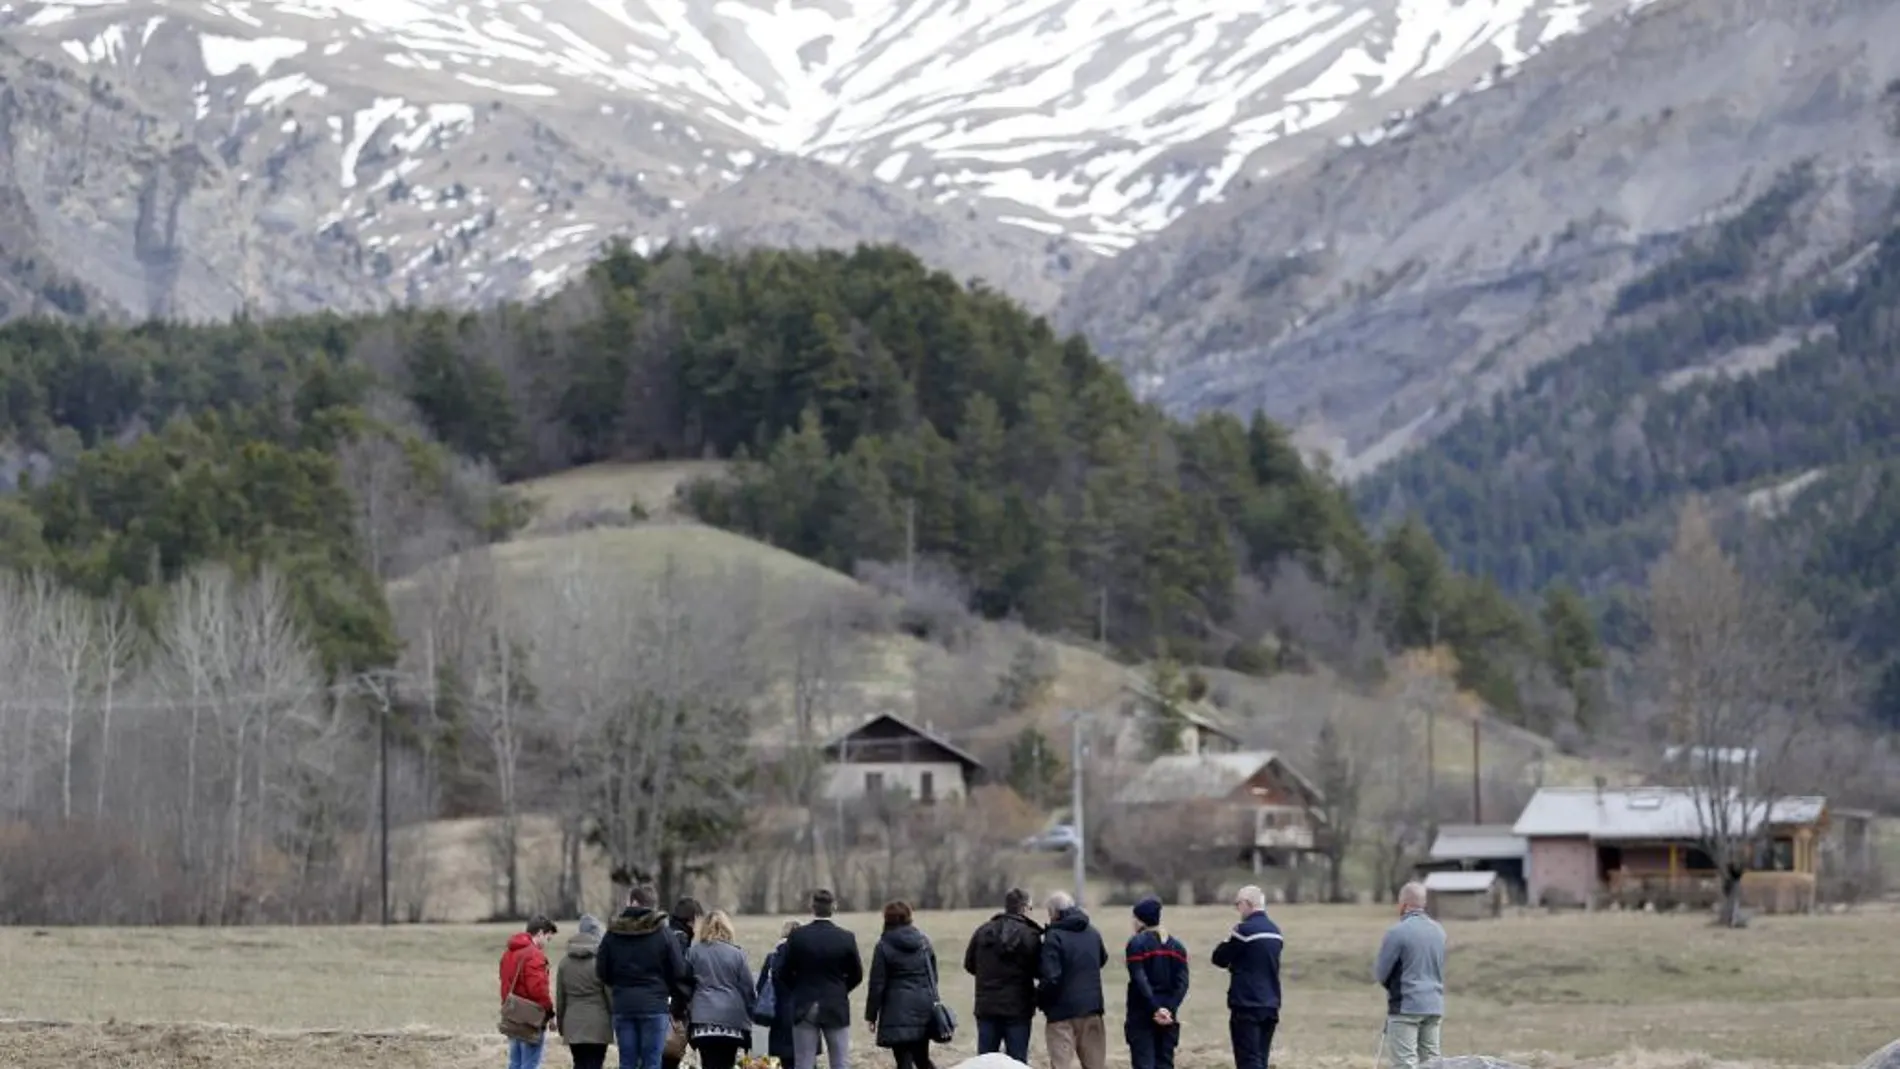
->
xmin=1424 ymin=870 xmax=1498 ymax=893
xmin=1511 ymin=787 xmax=1826 ymax=841
xmin=1112 ymin=750 xmax=1323 ymax=806
xmin=1429 ymin=824 xmax=1527 ymax=861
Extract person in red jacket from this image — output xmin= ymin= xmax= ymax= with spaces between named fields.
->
xmin=502 ymin=915 xmax=560 ymax=1069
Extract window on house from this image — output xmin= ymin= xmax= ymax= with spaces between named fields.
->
xmin=920 ymin=771 xmax=935 ymax=804
xmin=865 ymin=772 xmax=884 ymax=795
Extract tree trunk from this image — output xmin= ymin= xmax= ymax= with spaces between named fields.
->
xmin=1327 ymin=850 xmax=1347 ymax=903
xmin=1720 ymin=867 xmax=1744 ymax=927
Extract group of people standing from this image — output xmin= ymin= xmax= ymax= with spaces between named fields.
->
xmin=500 ymin=880 xmax=1448 ymax=1069
xmin=962 ymin=885 xmax=1281 ymax=1069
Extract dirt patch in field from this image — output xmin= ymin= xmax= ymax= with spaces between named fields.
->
xmin=0 ymin=1020 xmax=498 ymax=1069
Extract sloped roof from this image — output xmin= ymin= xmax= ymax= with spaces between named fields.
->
xmin=1429 ymin=824 xmax=1527 ymax=861
xmin=1119 ymin=680 xmax=1242 ymax=742
xmin=822 ymin=712 xmax=986 ymax=770
xmin=1113 ymin=750 xmax=1323 ymax=806
xmin=1511 ymin=787 xmax=1826 ymax=841
xmin=1424 ymin=870 xmax=1498 ymax=893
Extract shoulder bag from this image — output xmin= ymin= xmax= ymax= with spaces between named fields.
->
xmin=924 ymin=943 xmax=957 ymax=1044
xmin=753 ymin=953 xmax=780 ymax=1026
xmin=500 ymin=951 xmax=549 ymax=1043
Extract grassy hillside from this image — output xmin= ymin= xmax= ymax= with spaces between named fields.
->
xmin=387 ymin=463 xmax=1628 ymax=923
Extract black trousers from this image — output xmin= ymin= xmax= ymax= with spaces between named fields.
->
xmin=768 ymin=1021 xmax=797 ymax=1066
xmin=571 ymin=1044 xmax=609 ymax=1069
xmin=890 ymin=1039 xmax=935 ymax=1069
xmin=1230 ymin=1012 xmax=1279 ymax=1069
xmin=694 ymin=1037 xmax=745 ymax=1069
xmin=1125 ymin=1020 xmax=1179 ymax=1069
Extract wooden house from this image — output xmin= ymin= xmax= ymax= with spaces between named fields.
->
xmin=1112 ymin=750 xmax=1325 ymax=870
xmin=820 ymin=713 xmax=985 ymax=805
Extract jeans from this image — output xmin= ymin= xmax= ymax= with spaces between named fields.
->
xmin=976 ymin=1017 xmax=1033 ymax=1062
xmin=1229 ymin=1011 xmax=1279 ymax=1069
xmin=509 ymin=1037 xmax=548 ymax=1069
xmin=1125 ymin=1020 xmax=1179 ymax=1069
xmin=793 ymin=1023 xmax=850 ymax=1069
xmin=614 ymin=1014 xmax=673 ymax=1069
xmin=570 ymin=1044 xmax=608 ymax=1069
xmin=1383 ymin=1013 xmax=1442 ymax=1069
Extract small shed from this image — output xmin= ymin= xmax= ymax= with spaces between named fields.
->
xmin=1423 ymin=824 xmax=1528 ymax=903
xmin=1424 ymin=870 xmax=1504 ymax=920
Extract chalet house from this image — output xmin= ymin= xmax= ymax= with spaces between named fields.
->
xmin=1419 ymin=824 xmax=1528 ymax=903
xmin=1511 ymin=785 xmax=1829 ymax=911
xmin=1108 ymin=680 xmax=1244 ymax=760
xmin=1112 ymin=750 xmax=1325 ymax=870
xmin=820 ymin=713 xmax=985 ymax=805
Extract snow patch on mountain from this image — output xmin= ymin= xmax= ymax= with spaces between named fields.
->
xmin=9 ymin=0 xmax=1636 ymax=252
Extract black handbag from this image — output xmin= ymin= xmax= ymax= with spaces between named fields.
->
xmin=925 ymin=946 xmax=956 ymax=1044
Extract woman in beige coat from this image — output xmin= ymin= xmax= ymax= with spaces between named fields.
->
xmin=557 ymin=915 xmax=615 ymax=1069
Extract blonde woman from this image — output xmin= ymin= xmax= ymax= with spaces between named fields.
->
xmin=686 ymin=910 xmax=758 ymax=1069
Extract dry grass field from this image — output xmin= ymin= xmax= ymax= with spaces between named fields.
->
xmin=1 ymin=904 xmax=1894 ymax=1069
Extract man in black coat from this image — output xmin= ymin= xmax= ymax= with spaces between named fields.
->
xmin=777 ymin=889 xmax=864 ymax=1069
xmin=1038 ymin=891 xmax=1108 ymax=1069
xmin=596 ymin=883 xmax=693 ymax=1069
xmin=964 ymin=887 xmax=1043 ymax=1061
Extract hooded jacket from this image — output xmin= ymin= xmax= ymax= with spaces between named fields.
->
xmin=596 ymin=907 xmax=693 ymax=1018
xmin=1037 ymin=908 xmax=1107 ymax=1023
xmin=1210 ymin=909 xmax=1283 ymax=1015
xmin=867 ymin=924 xmax=939 ymax=1047
xmin=1125 ymin=928 xmax=1190 ymax=1022
xmin=557 ymin=929 xmax=614 ymax=1046
xmin=501 ymin=933 xmax=554 ymax=1014
xmin=964 ymin=910 xmax=1044 ymax=1020
xmin=687 ymin=939 xmax=759 ymax=1033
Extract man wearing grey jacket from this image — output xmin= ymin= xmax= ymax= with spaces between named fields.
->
xmin=1372 ymin=882 xmax=1446 ymax=1069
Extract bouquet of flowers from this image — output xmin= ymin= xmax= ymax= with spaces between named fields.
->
xmin=738 ymin=1055 xmax=782 ymax=1069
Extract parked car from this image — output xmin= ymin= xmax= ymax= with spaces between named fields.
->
xmin=1021 ymin=824 xmax=1080 ymax=852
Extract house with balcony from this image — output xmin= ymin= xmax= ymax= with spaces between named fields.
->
xmin=1511 ymin=784 xmax=1830 ymax=911
xmin=820 ymin=713 xmax=985 ymax=805
xmin=1112 ymin=750 xmax=1326 ymax=871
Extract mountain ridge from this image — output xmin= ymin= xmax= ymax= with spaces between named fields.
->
xmin=1060 ymin=0 xmax=1900 ymax=477
xmin=0 ymin=0 xmax=1638 ymax=318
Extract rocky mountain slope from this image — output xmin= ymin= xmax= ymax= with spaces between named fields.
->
xmin=1061 ymin=0 xmax=1900 ymax=477
xmin=0 ymin=0 xmax=1634 ymax=320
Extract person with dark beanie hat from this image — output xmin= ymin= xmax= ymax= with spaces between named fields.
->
xmin=1123 ymin=897 xmax=1189 ymax=1069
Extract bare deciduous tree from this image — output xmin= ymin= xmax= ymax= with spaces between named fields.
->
xmin=1641 ymin=501 xmax=1852 ymax=926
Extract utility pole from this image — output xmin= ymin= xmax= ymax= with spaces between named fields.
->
xmin=1063 ymin=709 xmax=1090 ymax=908
xmin=1426 ymin=612 xmax=1439 ymax=801
xmin=904 ymin=499 xmax=916 ymax=592
xmin=357 ymin=670 xmax=398 ymax=927
xmin=1471 ymin=718 xmax=1482 ymax=823
xmin=380 ymin=695 xmax=391 ymax=926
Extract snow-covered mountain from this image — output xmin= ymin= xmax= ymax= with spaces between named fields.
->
xmin=0 ymin=0 xmax=1636 ymax=317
